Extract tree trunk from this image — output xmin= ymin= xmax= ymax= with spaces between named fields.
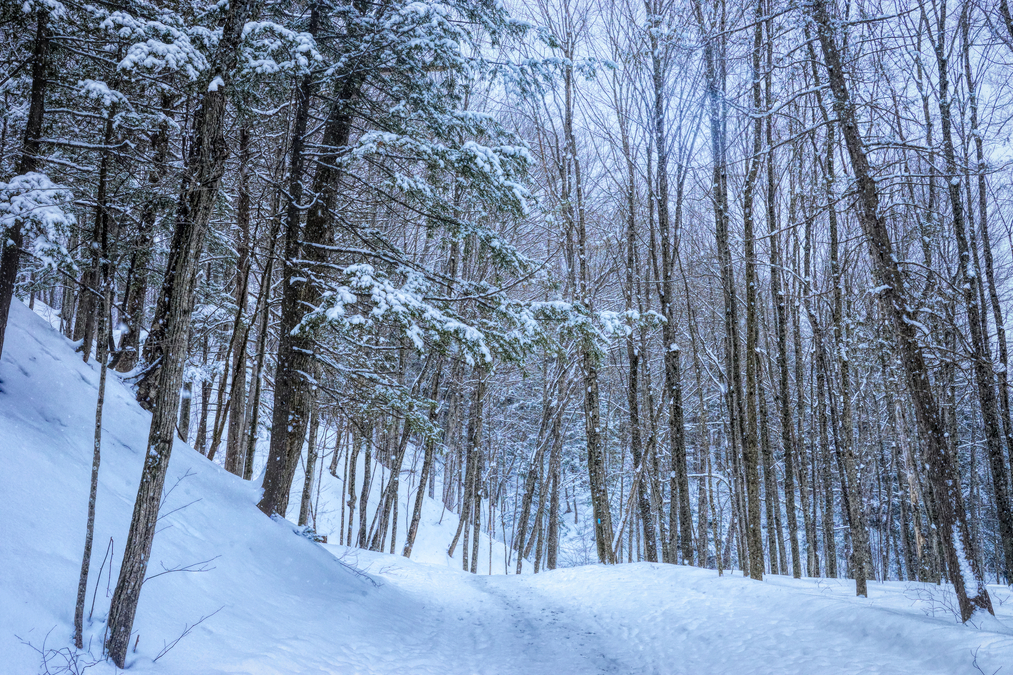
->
xmin=0 ymin=11 xmax=49 ymax=361
xmin=357 ymin=425 xmax=372 ymax=547
xmin=112 ymin=92 xmax=171 ymax=373
xmin=404 ymin=365 xmax=444 ymax=558
xmin=767 ymin=19 xmax=801 ymax=579
xmin=806 ymin=0 xmax=992 ymax=620
xmin=242 ymin=211 xmax=283 ymax=481
xmin=105 ymin=0 xmax=261 ymax=662
xmin=73 ymin=128 xmax=113 ymax=649
xmin=298 ymin=405 xmax=321 ymax=528
xmin=546 ymin=412 xmax=563 ymax=570
xmin=224 ymin=126 xmax=252 ymax=476
xmin=930 ymin=5 xmax=1013 ymax=583
xmin=258 ymin=36 xmax=366 ymax=517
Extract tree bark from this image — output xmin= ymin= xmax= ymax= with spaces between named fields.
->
xmin=258 ymin=35 xmax=366 ymax=517
xmin=224 ymin=126 xmax=252 ymax=475
xmin=806 ymin=0 xmax=992 ymax=620
xmin=298 ymin=405 xmax=321 ymax=528
xmin=930 ymin=2 xmax=1013 ymax=583
xmin=105 ymin=0 xmax=262 ymax=662
xmin=0 ymin=11 xmax=49 ymax=360
xmin=404 ymin=365 xmax=443 ymax=558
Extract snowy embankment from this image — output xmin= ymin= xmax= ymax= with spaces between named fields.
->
xmin=2 ymin=299 xmax=1013 ymax=674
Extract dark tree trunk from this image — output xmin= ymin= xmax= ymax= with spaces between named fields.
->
xmin=258 ymin=40 xmax=366 ymax=517
xmin=404 ymin=364 xmax=444 ymax=558
xmin=73 ymin=119 xmax=114 ymax=649
xmin=105 ymin=0 xmax=262 ymax=662
xmin=930 ymin=9 xmax=1013 ymax=583
xmin=0 ymin=12 xmax=49 ymax=361
xmin=298 ymin=406 xmax=321 ymax=528
xmin=741 ymin=2 xmax=766 ymax=580
xmin=223 ymin=126 xmax=252 ymax=474
xmin=243 ymin=211 xmax=282 ymax=481
xmin=112 ymin=92 xmax=171 ymax=373
xmin=806 ymin=0 xmax=991 ymax=620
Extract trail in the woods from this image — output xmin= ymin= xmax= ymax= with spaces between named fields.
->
xmin=336 ymin=545 xmax=1013 ymax=675
xmin=2 ymin=299 xmax=1013 ymax=675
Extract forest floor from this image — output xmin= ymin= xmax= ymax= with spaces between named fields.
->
xmin=3 ymin=298 xmax=1013 ymax=674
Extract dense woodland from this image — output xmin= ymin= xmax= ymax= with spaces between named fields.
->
xmin=3 ymin=0 xmax=1013 ymax=665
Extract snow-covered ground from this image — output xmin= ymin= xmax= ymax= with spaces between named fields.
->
xmin=3 ymin=298 xmax=1013 ymax=674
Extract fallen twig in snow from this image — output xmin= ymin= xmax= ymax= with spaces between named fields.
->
xmin=145 ymin=555 xmax=220 ymax=583
xmin=153 ymin=606 xmax=224 ymax=663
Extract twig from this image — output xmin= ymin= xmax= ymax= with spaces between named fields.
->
xmin=159 ymin=469 xmax=196 ymax=511
xmin=87 ymin=537 xmax=113 ymax=621
xmin=153 ymin=607 xmax=224 ymax=662
xmin=17 ymin=628 xmax=102 ymax=675
xmin=145 ymin=556 xmax=220 ymax=583
xmin=159 ymin=497 xmax=203 ymax=520
xmin=971 ymin=646 xmax=1002 ymax=675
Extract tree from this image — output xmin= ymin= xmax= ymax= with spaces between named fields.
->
xmin=805 ymin=0 xmax=992 ymax=621
xmin=105 ymin=0 xmax=263 ymax=663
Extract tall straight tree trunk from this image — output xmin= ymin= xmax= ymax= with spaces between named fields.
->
xmin=770 ymin=147 xmax=801 ymax=581
xmin=766 ymin=9 xmax=801 ymax=579
xmin=357 ymin=425 xmax=372 ymax=547
xmin=258 ymin=47 xmax=366 ymax=518
xmin=807 ymin=0 xmax=991 ymax=620
xmin=694 ymin=0 xmax=750 ymax=575
xmin=740 ymin=1 xmax=766 ymax=580
xmin=243 ymin=211 xmax=282 ymax=480
xmin=449 ymin=368 xmax=486 ymax=560
xmin=256 ymin=5 xmax=318 ymax=515
xmin=73 ymin=125 xmax=114 ymax=649
xmin=643 ymin=152 xmax=670 ymax=563
xmin=105 ymin=0 xmax=262 ymax=662
xmin=346 ymin=422 xmax=360 ymax=546
xmin=0 ymin=11 xmax=49 ymax=360
xmin=371 ymin=415 xmax=413 ymax=552
xmin=814 ymin=340 xmax=837 ymax=577
xmin=965 ymin=16 xmax=1013 ymax=582
xmin=825 ymin=126 xmax=869 ymax=595
xmin=647 ymin=0 xmax=692 ymax=565
xmin=514 ymin=368 xmax=558 ymax=573
xmin=546 ymin=411 xmax=563 ymax=570
xmin=758 ymin=356 xmax=782 ymax=575
xmin=470 ymin=446 xmax=483 ymax=574
xmin=562 ymin=55 xmax=614 ymax=564
xmin=113 ymin=91 xmax=172 ymax=373
xmin=929 ymin=3 xmax=1013 ymax=582
xmin=620 ymin=83 xmax=658 ymax=563
xmin=298 ymin=405 xmax=321 ymax=528
xmin=224 ymin=127 xmax=252 ymax=475
xmin=404 ymin=364 xmax=443 ymax=558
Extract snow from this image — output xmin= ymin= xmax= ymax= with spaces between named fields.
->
xmin=3 ymin=299 xmax=1013 ymax=674
xmin=0 ymin=172 xmax=74 ymax=268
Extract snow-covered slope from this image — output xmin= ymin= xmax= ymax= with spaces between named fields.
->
xmin=3 ymin=298 xmax=1013 ymax=674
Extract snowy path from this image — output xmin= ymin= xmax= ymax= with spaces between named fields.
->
xmin=340 ymin=547 xmax=1013 ymax=675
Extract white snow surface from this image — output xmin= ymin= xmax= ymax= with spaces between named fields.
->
xmin=3 ymin=299 xmax=1013 ymax=674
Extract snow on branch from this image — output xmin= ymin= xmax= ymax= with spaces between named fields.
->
xmin=0 ymin=172 xmax=74 ymax=269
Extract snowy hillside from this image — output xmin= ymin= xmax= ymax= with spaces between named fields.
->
xmin=3 ymin=299 xmax=1013 ymax=674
